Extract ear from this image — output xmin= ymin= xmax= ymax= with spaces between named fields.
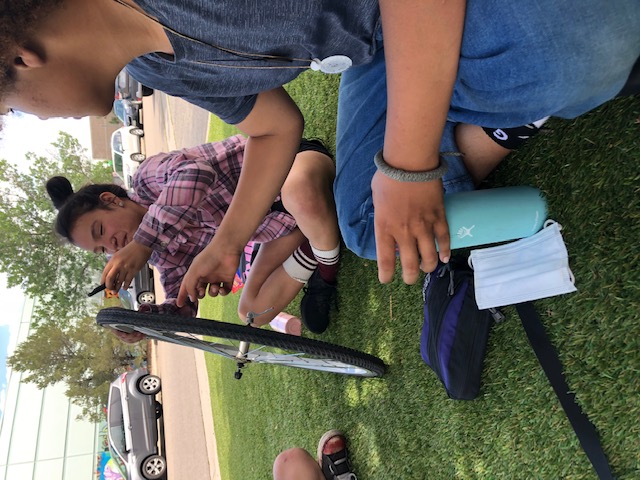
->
xmin=99 ymin=192 xmax=118 ymax=206
xmin=14 ymin=47 xmax=45 ymax=70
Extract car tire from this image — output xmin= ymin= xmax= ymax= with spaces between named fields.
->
xmin=138 ymin=374 xmax=161 ymax=395
xmin=141 ymin=454 xmax=166 ymax=480
xmin=130 ymin=127 xmax=144 ymax=137
xmin=137 ymin=291 xmax=156 ymax=304
xmin=131 ymin=152 xmax=146 ymax=162
xmin=155 ymin=401 xmax=163 ymax=419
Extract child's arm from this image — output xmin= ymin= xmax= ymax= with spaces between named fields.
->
xmin=374 ymin=0 xmax=466 ymax=283
xmin=102 ymin=143 xmax=231 ymax=292
xmin=178 ymin=87 xmax=303 ymax=305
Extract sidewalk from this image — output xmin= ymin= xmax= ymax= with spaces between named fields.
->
xmin=147 ymin=269 xmax=221 ymax=480
xmin=144 ymin=92 xmax=220 ymax=480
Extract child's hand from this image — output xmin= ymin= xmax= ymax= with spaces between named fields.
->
xmin=372 ymin=170 xmax=450 ymax=284
xmin=177 ymin=242 xmax=241 ymax=306
xmin=102 ymin=241 xmax=153 ymax=291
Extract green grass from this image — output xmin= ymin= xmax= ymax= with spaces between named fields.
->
xmin=201 ymin=72 xmax=640 ymax=479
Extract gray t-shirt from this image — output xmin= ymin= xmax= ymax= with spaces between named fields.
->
xmin=127 ymin=0 xmax=381 ymax=124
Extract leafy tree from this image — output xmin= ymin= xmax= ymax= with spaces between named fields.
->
xmin=7 ymin=314 xmax=146 ymax=422
xmin=0 ymin=132 xmax=113 ymax=325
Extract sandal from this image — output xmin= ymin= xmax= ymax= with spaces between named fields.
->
xmin=316 ymin=429 xmax=358 ymax=480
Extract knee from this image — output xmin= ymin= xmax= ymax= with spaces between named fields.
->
xmin=273 ymin=448 xmax=317 ymax=480
xmin=237 ymin=301 xmax=251 ymax=323
xmin=282 ymin=176 xmax=331 ymax=219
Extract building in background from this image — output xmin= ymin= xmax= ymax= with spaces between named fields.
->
xmin=89 ymin=114 xmax=121 ymax=161
xmin=0 ymin=298 xmax=100 ymax=480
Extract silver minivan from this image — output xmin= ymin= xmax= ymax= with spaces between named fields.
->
xmin=107 ymin=368 xmax=166 ymax=480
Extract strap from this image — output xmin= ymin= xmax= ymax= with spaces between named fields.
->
xmin=515 ymin=302 xmax=615 ymax=480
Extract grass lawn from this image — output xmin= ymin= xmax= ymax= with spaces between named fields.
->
xmin=199 ymin=72 xmax=639 ymax=479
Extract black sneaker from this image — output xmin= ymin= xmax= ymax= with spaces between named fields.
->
xmin=300 ymin=270 xmax=337 ymax=334
xmin=316 ymin=430 xmax=357 ymax=480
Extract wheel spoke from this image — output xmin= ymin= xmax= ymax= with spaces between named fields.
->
xmin=97 ymin=308 xmax=385 ymax=377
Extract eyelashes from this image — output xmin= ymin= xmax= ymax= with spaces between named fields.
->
xmin=100 ymin=224 xmax=105 ymax=254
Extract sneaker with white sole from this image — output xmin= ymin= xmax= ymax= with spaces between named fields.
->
xmin=317 ymin=430 xmax=357 ymax=480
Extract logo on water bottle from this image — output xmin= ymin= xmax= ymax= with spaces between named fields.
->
xmin=457 ymin=225 xmax=475 ymax=239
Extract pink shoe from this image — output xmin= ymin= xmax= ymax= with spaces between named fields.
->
xmin=269 ymin=312 xmax=302 ymax=336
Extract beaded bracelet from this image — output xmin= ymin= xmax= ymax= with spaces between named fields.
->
xmin=374 ymin=150 xmax=448 ymax=182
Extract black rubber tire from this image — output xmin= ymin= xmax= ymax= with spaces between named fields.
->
xmin=97 ymin=307 xmax=385 ymax=377
xmin=138 ymin=374 xmax=161 ymax=395
xmin=141 ymin=454 xmax=166 ymax=480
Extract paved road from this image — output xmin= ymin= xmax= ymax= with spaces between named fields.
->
xmin=141 ymin=92 xmax=221 ymax=480
xmin=143 ymin=92 xmax=210 ymax=154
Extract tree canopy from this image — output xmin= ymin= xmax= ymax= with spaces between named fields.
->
xmin=8 ymin=312 xmax=145 ymax=422
xmin=0 ymin=132 xmax=142 ymax=421
xmin=0 ymin=132 xmax=113 ymax=325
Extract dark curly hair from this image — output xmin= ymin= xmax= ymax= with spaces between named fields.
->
xmin=0 ymin=1 xmax=63 ymax=114
xmin=46 ymin=176 xmax=130 ymax=243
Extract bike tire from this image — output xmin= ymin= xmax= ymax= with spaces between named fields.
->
xmin=97 ymin=307 xmax=385 ymax=377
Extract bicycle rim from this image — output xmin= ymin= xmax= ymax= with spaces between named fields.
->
xmin=97 ymin=308 xmax=385 ymax=377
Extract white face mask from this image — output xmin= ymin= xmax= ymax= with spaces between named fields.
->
xmin=469 ymin=221 xmax=577 ymax=309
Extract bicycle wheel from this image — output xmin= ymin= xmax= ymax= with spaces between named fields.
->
xmin=97 ymin=308 xmax=385 ymax=377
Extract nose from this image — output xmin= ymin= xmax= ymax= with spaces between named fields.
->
xmin=102 ymin=237 xmax=118 ymax=255
xmin=111 ymin=235 xmax=121 ymax=252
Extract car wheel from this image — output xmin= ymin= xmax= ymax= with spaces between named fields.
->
xmin=131 ymin=152 xmax=146 ymax=162
xmin=137 ymin=291 xmax=156 ymax=304
xmin=155 ymin=401 xmax=163 ymax=419
xmin=130 ymin=127 xmax=144 ymax=137
xmin=138 ymin=374 xmax=161 ymax=395
xmin=141 ymin=454 xmax=166 ymax=480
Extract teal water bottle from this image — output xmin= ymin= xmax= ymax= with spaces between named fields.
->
xmin=444 ymin=186 xmax=547 ymax=250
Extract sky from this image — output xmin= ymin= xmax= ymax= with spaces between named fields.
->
xmin=0 ymin=114 xmax=92 ymax=420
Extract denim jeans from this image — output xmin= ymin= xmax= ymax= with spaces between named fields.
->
xmin=335 ymin=0 xmax=640 ymax=260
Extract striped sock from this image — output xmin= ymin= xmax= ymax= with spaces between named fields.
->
xmin=283 ymin=241 xmax=318 ymax=283
xmin=311 ymin=244 xmax=340 ymax=284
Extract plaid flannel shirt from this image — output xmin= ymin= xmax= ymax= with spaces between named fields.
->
xmin=130 ymin=135 xmax=297 ymax=316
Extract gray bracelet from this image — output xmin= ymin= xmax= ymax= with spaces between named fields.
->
xmin=374 ymin=149 xmax=448 ymax=182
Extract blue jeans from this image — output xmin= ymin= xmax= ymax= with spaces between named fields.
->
xmin=335 ymin=0 xmax=640 ymax=260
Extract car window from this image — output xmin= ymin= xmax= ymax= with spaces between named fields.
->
xmin=109 ymin=444 xmax=129 ymax=478
xmin=112 ymin=152 xmax=124 ymax=178
xmin=107 ymin=385 xmax=127 ymax=454
xmin=113 ymin=101 xmax=125 ymax=124
xmin=111 ymin=132 xmax=123 ymax=153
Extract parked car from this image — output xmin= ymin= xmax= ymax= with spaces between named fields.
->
xmin=111 ymin=126 xmax=145 ymax=190
xmin=117 ymin=288 xmax=136 ymax=311
xmin=111 ymin=151 xmax=134 ymax=191
xmin=105 ymin=263 xmax=155 ymax=310
xmin=107 ymin=368 xmax=165 ymax=480
xmin=115 ymin=69 xmax=154 ymax=102
xmin=113 ymin=98 xmax=142 ymax=127
xmin=133 ymin=264 xmax=156 ymax=307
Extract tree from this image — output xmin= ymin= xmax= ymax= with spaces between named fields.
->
xmin=7 ymin=314 xmax=145 ymax=422
xmin=0 ymin=132 xmax=113 ymax=325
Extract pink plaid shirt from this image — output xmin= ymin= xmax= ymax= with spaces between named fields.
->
xmin=130 ymin=135 xmax=297 ymax=316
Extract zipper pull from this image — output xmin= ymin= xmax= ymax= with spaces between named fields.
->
xmin=488 ymin=308 xmax=505 ymax=323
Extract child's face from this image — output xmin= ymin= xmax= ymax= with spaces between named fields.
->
xmin=71 ymin=203 xmax=144 ymax=255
